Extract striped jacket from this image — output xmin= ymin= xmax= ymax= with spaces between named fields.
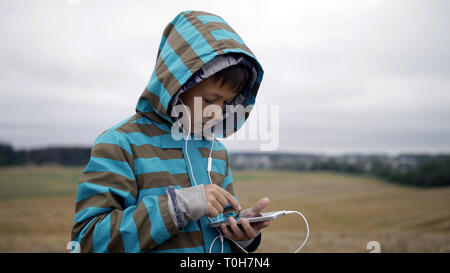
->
xmin=71 ymin=10 xmax=264 ymax=253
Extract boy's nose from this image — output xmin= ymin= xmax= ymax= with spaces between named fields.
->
xmin=210 ymin=109 xmax=223 ymax=121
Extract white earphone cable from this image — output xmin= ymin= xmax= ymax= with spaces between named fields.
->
xmin=178 ymin=98 xmax=309 ymax=253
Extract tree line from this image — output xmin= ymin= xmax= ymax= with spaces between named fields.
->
xmin=1 ymin=142 xmax=449 ymax=188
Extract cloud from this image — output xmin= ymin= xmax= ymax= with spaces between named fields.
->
xmin=0 ymin=0 xmax=449 ymax=155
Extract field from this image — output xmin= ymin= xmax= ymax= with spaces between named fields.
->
xmin=0 ymin=166 xmax=449 ymax=253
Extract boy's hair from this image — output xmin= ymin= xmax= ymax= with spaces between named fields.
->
xmin=210 ymin=64 xmax=250 ymax=94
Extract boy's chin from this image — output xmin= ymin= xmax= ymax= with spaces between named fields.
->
xmin=192 ymin=125 xmax=214 ymax=139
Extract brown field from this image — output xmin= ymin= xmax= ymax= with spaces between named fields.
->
xmin=0 ymin=166 xmax=449 ymax=252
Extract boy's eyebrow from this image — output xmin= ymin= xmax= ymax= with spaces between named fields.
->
xmin=208 ymin=91 xmax=236 ymax=100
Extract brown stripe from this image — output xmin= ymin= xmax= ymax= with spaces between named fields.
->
xmin=137 ymin=172 xmax=191 ymax=190
xmin=117 ymin=121 xmax=170 ymax=138
xmin=133 ymin=200 xmax=157 ymax=251
xmin=91 ymin=143 xmax=134 ymax=169
xmin=201 ymin=22 xmax=238 ymax=36
xmin=197 ymin=147 xmax=227 ymax=162
xmin=72 ymin=216 xmax=92 ymax=241
xmin=156 ymin=23 xmax=174 ymax=60
xmin=108 ymin=209 xmax=125 ymax=253
xmin=158 ymin=195 xmax=180 ymax=236
xmin=155 ymin=56 xmax=182 ymax=96
xmin=139 ymin=88 xmax=169 ymax=120
xmin=167 ymin=26 xmax=205 ymax=74
xmin=137 ymin=111 xmax=171 ymax=126
xmin=80 ymin=214 xmax=107 ymax=253
xmin=183 ymin=12 xmax=224 ymax=55
xmin=75 ymin=191 xmax=122 ymax=214
xmin=126 ymin=113 xmax=142 ymax=124
xmin=157 ymin=49 xmax=161 ymax=60
xmin=131 ymin=144 xmax=183 ymax=160
xmin=225 ymin=181 xmax=235 ymax=196
xmin=225 ymin=151 xmax=230 ymax=177
xmin=214 ymin=38 xmax=255 ymax=57
xmin=79 ymin=171 xmax=137 ymax=199
xmin=162 ymin=22 xmax=175 ymax=38
xmin=152 ymin=231 xmax=204 ymax=251
xmin=210 ymin=171 xmax=225 ymax=187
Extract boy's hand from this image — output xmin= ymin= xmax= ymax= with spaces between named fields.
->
xmin=204 ymin=184 xmax=241 ymax=217
xmin=220 ymin=197 xmax=271 ymax=241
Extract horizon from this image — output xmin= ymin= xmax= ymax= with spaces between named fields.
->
xmin=1 ymin=0 xmax=449 ymax=156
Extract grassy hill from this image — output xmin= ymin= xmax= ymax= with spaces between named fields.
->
xmin=0 ymin=166 xmax=449 ymax=252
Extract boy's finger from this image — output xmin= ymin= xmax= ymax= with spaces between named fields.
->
xmin=211 ymin=199 xmax=224 ymax=213
xmin=240 ymin=218 xmax=257 ymax=238
xmin=208 ymin=205 xmax=219 ymax=217
xmin=221 ymin=224 xmax=233 ymax=238
xmin=214 ymin=192 xmax=229 ymax=208
xmin=219 ymin=188 xmax=241 ymax=211
xmin=252 ymin=220 xmax=270 ymax=230
xmin=228 ymin=217 xmax=245 ymax=239
xmin=248 ymin=197 xmax=270 ymax=216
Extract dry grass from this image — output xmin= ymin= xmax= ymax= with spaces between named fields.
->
xmin=0 ymin=166 xmax=449 ymax=252
xmin=233 ymin=170 xmax=450 ymax=252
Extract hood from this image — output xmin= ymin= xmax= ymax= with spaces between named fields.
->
xmin=135 ymin=10 xmax=264 ymax=138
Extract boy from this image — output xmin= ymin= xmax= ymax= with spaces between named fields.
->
xmin=71 ymin=10 xmax=269 ymax=253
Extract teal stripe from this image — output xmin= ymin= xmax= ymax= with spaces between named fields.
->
xmin=223 ymin=168 xmax=233 ymax=189
xmin=181 ymin=221 xmax=201 ymax=232
xmin=131 ymin=116 xmax=171 ymax=132
xmin=134 ymin=157 xmax=187 ymax=175
xmin=94 ymin=131 xmax=133 ymax=156
xmin=175 ymin=14 xmax=216 ymax=63
xmin=197 ymin=15 xmax=227 ymax=24
xmin=143 ymin=196 xmax=171 ymax=245
xmin=74 ymin=216 xmax=98 ymax=246
xmin=76 ymin=182 xmax=136 ymax=207
xmin=202 ymin=157 xmax=227 ymax=176
xmin=150 ymin=246 xmax=204 ymax=253
xmin=84 ymin=156 xmax=135 ymax=181
xmin=256 ymin=69 xmax=263 ymax=83
xmin=211 ymin=29 xmax=244 ymax=44
xmin=223 ymin=209 xmax=238 ymax=218
xmin=125 ymin=131 xmax=170 ymax=147
xmin=74 ymin=207 xmax=110 ymax=224
xmin=247 ymin=92 xmax=256 ymax=105
xmin=137 ymin=185 xmax=182 ymax=204
xmin=138 ymin=188 xmax=167 ymax=200
xmin=146 ymin=70 xmax=171 ymax=110
xmin=93 ymin=214 xmax=110 ymax=253
xmin=120 ymin=207 xmax=141 ymax=252
xmin=159 ymin=42 xmax=192 ymax=85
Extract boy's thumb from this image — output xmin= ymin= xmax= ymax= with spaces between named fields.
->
xmin=248 ymin=197 xmax=270 ymax=216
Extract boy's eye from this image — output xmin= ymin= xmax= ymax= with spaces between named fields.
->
xmin=203 ymin=98 xmax=213 ymax=104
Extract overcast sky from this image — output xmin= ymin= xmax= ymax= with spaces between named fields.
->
xmin=0 ymin=0 xmax=449 ymax=155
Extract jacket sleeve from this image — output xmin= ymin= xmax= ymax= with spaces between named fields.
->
xmin=71 ymin=130 xmax=180 ymax=253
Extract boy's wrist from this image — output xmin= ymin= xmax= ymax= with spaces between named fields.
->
xmin=166 ymin=185 xmax=209 ymax=228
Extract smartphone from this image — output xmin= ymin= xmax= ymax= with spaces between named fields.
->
xmin=209 ymin=211 xmax=285 ymax=228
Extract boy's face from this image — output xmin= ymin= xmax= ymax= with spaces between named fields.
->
xmin=177 ymin=76 xmax=238 ymax=135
